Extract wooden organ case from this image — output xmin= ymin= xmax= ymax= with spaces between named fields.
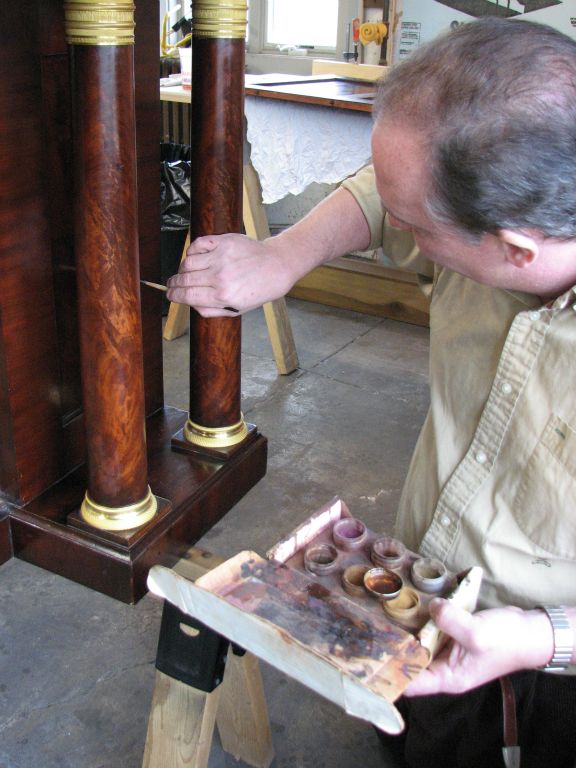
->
xmin=0 ymin=0 xmax=267 ymax=601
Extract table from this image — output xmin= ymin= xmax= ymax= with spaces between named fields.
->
xmin=160 ymin=72 xmax=375 ymax=109
xmin=244 ymin=72 xmax=374 ymax=111
xmin=162 ymin=75 xmax=374 ymax=205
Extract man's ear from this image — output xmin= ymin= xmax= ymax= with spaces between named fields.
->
xmin=497 ymin=230 xmax=540 ymax=268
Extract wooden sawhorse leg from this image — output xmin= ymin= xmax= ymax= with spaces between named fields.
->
xmin=163 ymin=164 xmax=299 ymax=376
xmin=162 ymin=231 xmax=191 ymax=343
xmin=142 ymin=548 xmax=274 ymax=768
xmin=143 ymin=669 xmax=222 ymax=768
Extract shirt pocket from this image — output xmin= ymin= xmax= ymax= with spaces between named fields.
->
xmin=513 ymin=414 xmax=576 ymax=559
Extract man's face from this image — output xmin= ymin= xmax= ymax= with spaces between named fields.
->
xmin=371 ymin=121 xmax=509 ymax=288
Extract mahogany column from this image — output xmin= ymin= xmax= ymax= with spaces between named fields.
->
xmin=64 ymin=0 xmax=157 ymax=530
xmin=183 ymin=0 xmax=249 ymax=452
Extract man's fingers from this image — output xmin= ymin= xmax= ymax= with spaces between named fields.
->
xmin=404 ymin=666 xmax=447 ymax=697
xmin=179 ymin=253 xmax=215 ymax=273
xmin=166 ymin=284 xmax=213 ymax=306
xmin=165 ymin=284 xmax=242 ymax=315
xmin=186 ymin=236 xmax=220 ymax=256
xmin=195 ymin=306 xmax=242 ymax=318
xmin=167 ymin=269 xmax=213 ymax=291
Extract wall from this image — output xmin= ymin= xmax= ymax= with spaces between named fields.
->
xmin=393 ymin=1 xmax=576 ymax=62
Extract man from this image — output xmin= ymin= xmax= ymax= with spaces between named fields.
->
xmin=168 ymin=18 xmax=576 ymax=767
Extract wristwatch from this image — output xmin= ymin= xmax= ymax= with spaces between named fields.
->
xmin=540 ymin=606 xmax=573 ymax=671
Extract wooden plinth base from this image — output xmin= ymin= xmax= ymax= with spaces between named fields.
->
xmin=6 ymin=407 xmax=267 ymax=603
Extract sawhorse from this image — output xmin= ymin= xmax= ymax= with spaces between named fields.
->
xmin=142 ymin=548 xmax=274 ymax=768
xmin=163 ymin=163 xmax=299 ymax=376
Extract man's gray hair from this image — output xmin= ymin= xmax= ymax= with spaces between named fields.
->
xmin=374 ymin=18 xmax=576 ymax=239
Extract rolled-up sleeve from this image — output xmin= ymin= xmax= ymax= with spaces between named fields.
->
xmin=341 ymin=165 xmax=434 ymax=287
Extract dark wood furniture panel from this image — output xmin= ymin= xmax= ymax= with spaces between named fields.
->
xmin=0 ymin=0 xmax=67 ymax=502
xmin=0 ymin=508 xmax=12 ymax=565
xmin=135 ymin=0 xmax=166 ymax=415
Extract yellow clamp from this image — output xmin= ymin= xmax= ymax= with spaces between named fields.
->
xmin=359 ymin=21 xmax=388 ymax=47
xmin=161 ymin=11 xmax=192 ymax=57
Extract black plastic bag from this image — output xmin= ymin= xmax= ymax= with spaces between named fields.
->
xmin=160 ymin=143 xmax=191 ymax=313
xmin=160 ymin=142 xmax=191 ymax=231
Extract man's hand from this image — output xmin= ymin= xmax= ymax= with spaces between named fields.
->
xmin=165 ymin=187 xmax=373 ymax=317
xmin=404 ymin=599 xmax=555 ymax=696
xmin=166 ymin=233 xmax=295 ymax=317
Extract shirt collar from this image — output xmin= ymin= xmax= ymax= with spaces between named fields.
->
xmin=502 ymin=284 xmax=576 ymax=313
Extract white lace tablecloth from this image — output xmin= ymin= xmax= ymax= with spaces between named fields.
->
xmin=245 ymin=96 xmax=373 ymax=204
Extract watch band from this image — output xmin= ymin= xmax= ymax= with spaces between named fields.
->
xmin=540 ymin=606 xmax=573 ymax=671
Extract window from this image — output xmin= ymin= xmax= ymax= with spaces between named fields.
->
xmin=265 ymin=0 xmax=338 ymax=50
xmin=248 ymin=0 xmax=362 ymax=57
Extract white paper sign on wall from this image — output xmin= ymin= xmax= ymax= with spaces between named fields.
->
xmin=393 ymin=1 xmax=575 ymax=62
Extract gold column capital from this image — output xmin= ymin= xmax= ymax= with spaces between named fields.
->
xmin=64 ymin=0 xmax=135 ymax=46
xmin=192 ymin=0 xmax=248 ymax=40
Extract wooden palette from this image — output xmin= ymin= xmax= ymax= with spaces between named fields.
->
xmin=148 ymin=497 xmax=482 ymax=733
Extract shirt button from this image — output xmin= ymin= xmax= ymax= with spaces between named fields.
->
xmin=500 ymin=381 xmax=513 ymax=395
xmin=475 ymin=450 xmax=488 ymax=465
xmin=441 ymin=515 xmax=451 ymax=527
xmin=529 ymin=311 xmax=540 ymax=321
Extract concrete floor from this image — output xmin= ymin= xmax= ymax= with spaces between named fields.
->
xmin=0 ymin=298 xmax=430 ymax=768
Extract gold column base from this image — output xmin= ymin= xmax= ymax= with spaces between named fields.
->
xmin=80 ymin=486 xmax=158 ymax=531
xmin=184 ymin=415 xmax=248 ymax=448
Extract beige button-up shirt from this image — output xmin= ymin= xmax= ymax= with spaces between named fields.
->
xmin=343 ymin=166 xmax=576 ymax=611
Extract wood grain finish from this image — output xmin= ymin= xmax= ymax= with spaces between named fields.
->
xmin=72 ymin=44 xmax=149 ymax=507
xmin=188 ymin=39 xmax=244 ymax=428
xmin=0 ymin=1 xmax=163 ymax=503
xmin=134 ymin=0 xmax=165 ymax=416
xmin=0 ymin=1 xmax=268 ymax=599
xmin=0 ymin=1 xmax=68 ymax=502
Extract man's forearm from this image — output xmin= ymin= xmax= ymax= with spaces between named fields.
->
xmin=166 ymin=185 xmax=373 ymax=315
xmin=265 ymin=186 xmax=372 ymax=286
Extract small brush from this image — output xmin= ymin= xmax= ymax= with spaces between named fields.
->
xmin=140 ymin=279 xmax=168 ymax=292
xmin=140 ymin=279 xmax=238 ymax=312
xmin=60 ymin=266 xmax=239 ymax=312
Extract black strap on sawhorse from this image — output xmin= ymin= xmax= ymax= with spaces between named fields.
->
xmin=155 ymin=600 xmax=242 ymax=692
